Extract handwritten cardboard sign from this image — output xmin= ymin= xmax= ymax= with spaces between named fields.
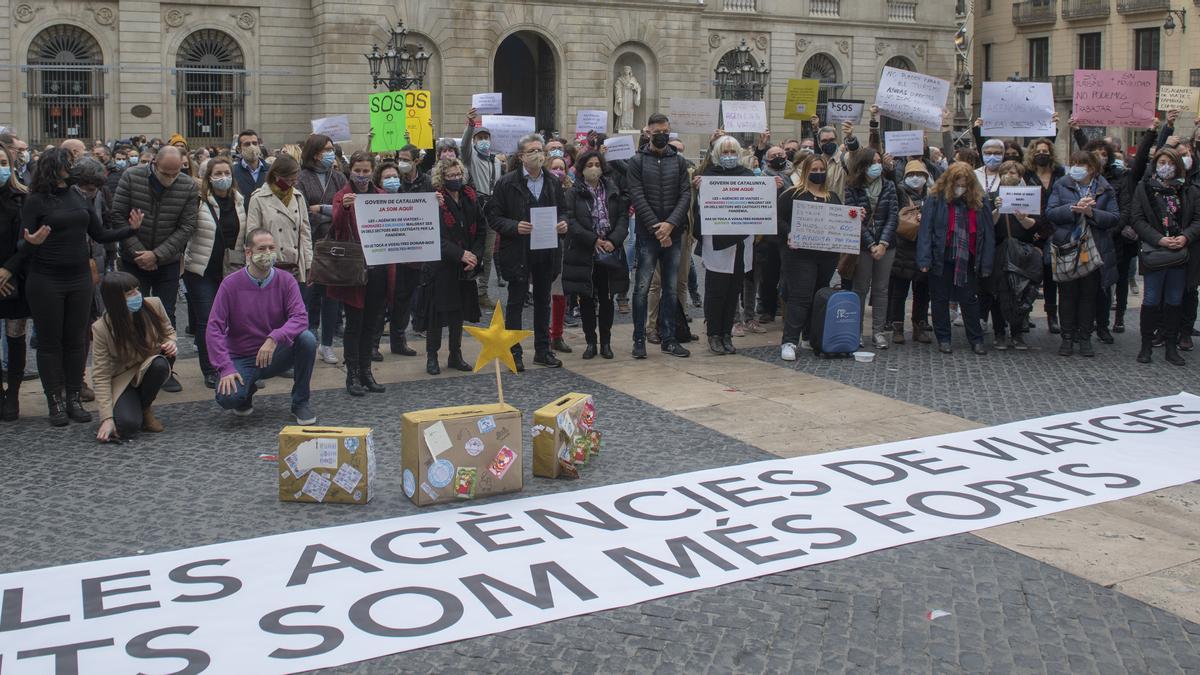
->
xmin=721 ymin=100 xmax=768 ymax=133
xmin=1158 ymin=85 xmax=1200 ymax=113
xmin=1072 ymin=69 xmax=1157 ymax=128
xmin=875 ymin=67 xmax=950 ymax=131
xmin=668 ymin=98 xmax=721 ymax=134
xmin=784 ymin=79 xmax=821 ymax=121
xmin=981 ymin=81 xmax=1056 ymax=137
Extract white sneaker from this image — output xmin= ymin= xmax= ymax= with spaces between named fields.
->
xmin=952 ymin=310 xmax=964 ymax=327
xmin=800 ymin=339 xmax=813 ymax=351
xmin=874 ymin=333 xmax=889 ymax=350
xmin=318 ymin=345 xmax=339 ymax=364
xmin=781 ymin=343 xmax=797 ymax=361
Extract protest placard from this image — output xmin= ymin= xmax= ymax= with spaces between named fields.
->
xmin=1072 ymin=70 xmax=1157 ymax=128
xmin=884 ymin=130 xmax=925 ymax=158
xmin=875 ymin=67 xmax=950 ymax=131
xmin=310 ymin=115 xmax=352 ymax=143
xmin=668 ymin=98 xmax=721 ymax=134
xmin=530 ymin=206 xmax=560 ymax=250
xmin=1158 ymin=85 xmax=1200 ymax=113
xmin=788 ymin=200 xmax=862 ymax=254
xmin=576 ymin=109 xmax=609 ymax=134
xmin=472 ymin=93 xmax=503 ymax=115
xmin=784 ymin=79 xmax=821 ymax=121
xmin=698 ymin=176 xmax=777 ymax=235
xmin=997 ymin=185 xmax=1043 ymax=215
xmin=602 ymin=135 xmax=636 ymax=161
xmin=405 ymin=90 xmax=433 ymax=150
xmin=355 ymin=193 xmax=441 ymax=265
xmin=826 ymin=99 xmax=864 ymax=126
xmin=480 ymin=115 xmax=537 ymax=154
xmin=721 ymin=100 xmax=768 ymax=133
xmin=368 ymin=92 xmax=407 ymax=152
xmin=981 ymin=81 xmax=1056 ymax=137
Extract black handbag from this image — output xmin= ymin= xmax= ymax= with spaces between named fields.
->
xmin=1139 ymin=242 xmax=1189 ymax=271
xmin=594 ymin=248 xmax=623 ymax=270
xmin=311 ymin=236 xmax=368 ymax=287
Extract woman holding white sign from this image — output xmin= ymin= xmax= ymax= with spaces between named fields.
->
xmin=777 ymin=154 xmax=842 ymax=361
xmin=844 ymin=148 xmax=898 ymax=350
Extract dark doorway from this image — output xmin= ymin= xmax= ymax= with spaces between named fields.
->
xmin=494 ymin=32 xmax=557 ymax=135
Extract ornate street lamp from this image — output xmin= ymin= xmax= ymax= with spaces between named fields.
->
xmin=364 ymin=21 xmax=431 ymax=91
xmin=713 ymin=39 xmax=770 ymax=101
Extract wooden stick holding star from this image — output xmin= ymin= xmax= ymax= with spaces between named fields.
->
xmin=463 ymin=302 xmax=532 ymax=404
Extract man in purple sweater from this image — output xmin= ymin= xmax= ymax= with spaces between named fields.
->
xmin=207 ymin=228 xmax=317 ymax=424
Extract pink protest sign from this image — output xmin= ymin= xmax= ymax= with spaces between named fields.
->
xmin=1072 ymin=70 xmax=1157 ymax=128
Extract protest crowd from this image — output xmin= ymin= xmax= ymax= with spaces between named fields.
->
xmin=1 ymin=93 xmax=1198 ymax=439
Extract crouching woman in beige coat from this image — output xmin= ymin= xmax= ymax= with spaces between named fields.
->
xmin=92 ymin=271 xmax=177 ymax=442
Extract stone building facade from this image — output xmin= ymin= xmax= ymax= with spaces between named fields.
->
xmin=1 ymin=0 xmax=959 ymax=152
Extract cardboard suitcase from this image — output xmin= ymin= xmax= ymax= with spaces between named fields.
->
xmin=278 ymin=426 xmax=377 ymax=504
xmin=532 ymin=393 xmax=600 ymax=479
xmin=401 ymin=403 xmax=523 ymax=506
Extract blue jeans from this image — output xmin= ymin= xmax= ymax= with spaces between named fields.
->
xmin=1143 ymin=267 xmax=1187 ymax=307
xmin=215 ymin=330 xmax=316 ymax=409
xmin=302 ymin=283 xmax=339 ymax=347
xmin=633 ymin=234 xmax=682 ymax=343
xmin=182 ymin=272 xmax=220 ymax=376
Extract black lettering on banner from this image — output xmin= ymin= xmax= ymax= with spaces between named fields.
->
xmin=457 ymin=513 xmax=545 ymax=552
xmin=1161 ymin=403 xmax=1200 ymax=420
xmin=1043 ymin=421 xmax=1118 ymax=442
xmin=987 ymin=436 xmax=1051 ymax=456
xmin=604 ymin=536 xmax=738 ymax=587
xmin=706 ymin=522 xmax=808 ymax=565
xmin=17 ymin=638 xmax=114 ymax=674
xmin=844 ymin=500 xmax=916 ymax=533
xmin=937 ymin=440 xmax=1018 ymax=461
xmin=824 ymin=460 xmax=907 ymax=485
xmin=348 ymin=587 xmax=464 ymax=638
xmin=699 ymin=477 xmax=788 ymax=508
xmin=966 ymin=479 xmax=1067 ymax=509
xmin=525 ymin=501 xmax=628 ymax=540
xmin=169 ymin=559 xmax=242 ymax=603
xmin=81 ymin=570 xmax=161 ymax=619
xmin=1127 ymin=407 xmax=1200 ymax=429
xmin=882 ymin=450 xmax=968 ymax=475
xmin=0 ymin=587 xmax=70 ymax=632
xmin=125 ymin=625 xmax=210 ymax=674
xmin=371 ymin=527 xmax=467 ymax=565
xmin=757 ymin=470 xmax=831 ymax=497
xmin=672 ymin=486 xmax=728 ymax=512
xmin=287 ymin=544 xmax=382 ymax=587
xmin=771 ymin=514 xmax=857 ymax=550
xmin=460 ymin=561 xmax=599 ymax=619
xmin=1088 ymin=415 xmax=1166 ymax=434
xmin=907 ymin=491 xmax=1001 ymax=520
xmin=1058 ymin=463 xmax=1141 ymax=489
xmin=1018 ymin=430 xmax=1100 ymax=453
xmin=259 ymin=605 xmax=345 ymax=659
xmin=1009 ymin=469 xmax=1093 ymax=496
xmin=613 ymin=490 xmax=701 ymax=521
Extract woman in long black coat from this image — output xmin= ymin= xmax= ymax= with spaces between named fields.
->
xmin=423 ymin=158 xmax=485 ymax=375
xmin=562 ymin=151 xmax=630 ymax=359
xmin=0 ymin=145 xmax=30 ymax=420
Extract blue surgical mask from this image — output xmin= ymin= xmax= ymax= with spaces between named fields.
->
xmin=983 ymin=154 xmax=1003 ymax=169
xmin=549 ymin=148 xmax=564 ymax=159
xmin=867 ymin=163 xmax=883 ymax=179
xmin=128 ymin=156 xmax=140 ymax=165
xmin=1068 ymin=166 xmax=1088 ymax=182
xmin=719 ymin=155 xmax=740 ymax=169
xmin=126 ymin=292 xmax=143 ymax=313
xmin=753 ymin=167 xmax=763 ymax=176
xmin=0 ymin=167 xmax=10 ymax=184
xmin=321 ymin=151 xmax=336 ymax=168
xmin=1111 ymin=159 xmax=1126 ymax=174
xmin=212 ymin=176 xmax=233 ymax=191
xmin=475 ymin=140 xmax=491 ymax=155
xmin=115 ymin=159 xmax=128 ymax=170
xmin=382 ymin=177 xmax=401 ymax=193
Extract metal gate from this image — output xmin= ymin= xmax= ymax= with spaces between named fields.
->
xmin=24 ymin=25 xmax=107 ymax=147
xmin=174 ymin=29 xmax=247 ymax=149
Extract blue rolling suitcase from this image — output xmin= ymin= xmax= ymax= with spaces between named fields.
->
xmin=809 ymin=288 xmax=860 ymax=357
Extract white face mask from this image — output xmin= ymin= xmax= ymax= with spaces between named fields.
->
xmin=953 ymin=186 xmax=967 ymax=198
xmin=904 ymin=175 xmax=927 ymax=190
xmin=1184 ymin=155 xmax=1194 ymax=171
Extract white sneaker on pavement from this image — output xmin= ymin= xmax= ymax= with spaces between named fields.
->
xmin=874 ymin=333 xmax=889 ymax=350
xmin=781 ymin=343 xmax=797 ymax=361
xmin=318 ymin=345 xmax=339 ymax=364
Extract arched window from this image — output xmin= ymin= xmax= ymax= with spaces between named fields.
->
xmin=26 ymin=25 xmax=106 ymax=146
xmin=714 ymin=40 xmax=769 ymax=101
xmin=176 ymin=29 xmax=246 ymax=147
xmin=882 ymin=57 xmax=917 ymax=132
xmin=802 ymin=53 xmax=844 ymax=135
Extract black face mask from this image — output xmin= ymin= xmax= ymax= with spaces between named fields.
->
xmin=1033 ymin=154 xmax=1052 ymax=167
xmin=1005 ymin=155 xmax=1020 ymax=163
xmin=768 ymin=157 xmax=787 ymax=171
xmin=785 ymin=150 xmax=796 ymax=162
xmin=808 ymin=172 xmax=827 ymax=185
xmin=651 ymin=133 xmax=670 ymax=149
xmin=820 ymin=142 xmax=838 ymax=157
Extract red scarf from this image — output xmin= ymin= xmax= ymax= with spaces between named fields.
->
xmin=946 ymin=205 xmax=977 ymax=256
xmin=439 ymin=186 xmax=478 ymax=239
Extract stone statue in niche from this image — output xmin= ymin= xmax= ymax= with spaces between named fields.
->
xmin=614 ymin=65 xmax=642 ymax=132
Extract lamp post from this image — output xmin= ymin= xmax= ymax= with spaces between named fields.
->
xmin=713 ymin=39 xmax=770 ymax=101
xmin=1164 ymin=8 xmax=1186 ymax=35
xmin=364 ymin=21 xmax=431 ymax=92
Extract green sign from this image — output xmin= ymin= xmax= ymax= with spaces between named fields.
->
xmin=369 ymin=91 xmax=408 ymax=152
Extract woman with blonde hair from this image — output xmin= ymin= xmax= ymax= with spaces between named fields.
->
xmin=917 ymin=161 xmax=996 ymax=354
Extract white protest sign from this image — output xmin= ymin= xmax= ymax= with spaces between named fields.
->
xmin=788 ymin=199 xmax=863 ymax=254
xmin=698 ymin=176 xmax=777 ymax=235
xmin=668 ymin=98 xmax=721 ymax=134
xmin=826 ymin=99 xmax=865 ymax=126
xmin=981 ymin=81 xmax=1056 ymax=137
xmin=529 ymin=206 xmax=559 ymax=250
xmin=875 ymin=66 xmax=950 ymax=131
xmin=884 ymin=130 xmax=925 ymax=158
xmin=310 ymin=115 xmax=352 ymax=143
xmin=602 ymin=135 xmax=636 ymax=161
xmin=1158 ymin=85 xmax=1200 ymax=113
xmin=472 ymin=93 xmax=503 ymax=115
xmin=2 ymin=394 xmax=1198 ymax=672
xmin=480 ymin=115 xmax=536 ymax=154
xmin=721 ymin=100 xmax=768 ymax=133
xmin=998 ymin=185 xmax=1043 ymax=215
xmin=576 ymin=109 xmax=609 ymax=134
xmin=354 ymin=193 xmax=441 ymax=265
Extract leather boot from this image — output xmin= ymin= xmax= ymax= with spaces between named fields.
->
xmin=426 ymin=354 xmax=441 ymax=375
xmin=891 ymin=321 xmax=906 ymax=345
xmin=1137 ymin=305 xmax=1159 ymax=364
xmin=345 ymin=365 xmax=366 ymax=397
xmin=1047 ymin=307 xmax=1061 ymax=334
xmin=46 ymin=392 xmax=68 ymax=427
xmin=913 ymin=320 xmax=932 ymax=344
xmin=66 ymin=389 xmax=91 ymax=423
xmin=391 ymin=335 xmax=416 ymax=357
xmin=1113 ymin=309 xmax=1126 ymax=333
xmin=1057 ymin=331 xmax=1074 ymax=356
xmin=360 ymin=359 xmax=386 ymax=393
xmin=1164 ymin=305 xmax=1186 ymax=366
xmin=447 ymin=350 xmax=472 ymax=372
xmin=141 ymin=406 xmax=164 ymax=433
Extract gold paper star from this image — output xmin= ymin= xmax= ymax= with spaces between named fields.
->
xmin=464 ymin=302 xmax=533 ymax=374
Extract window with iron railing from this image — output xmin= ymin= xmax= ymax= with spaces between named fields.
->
xmin=25 ymin=24 xmax=106 ymax=146
xmin=175 ymin=29 xmax=248 ymax=149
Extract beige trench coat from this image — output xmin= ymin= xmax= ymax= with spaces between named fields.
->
xmin=91 ymin=296 xmax=177 ymax=423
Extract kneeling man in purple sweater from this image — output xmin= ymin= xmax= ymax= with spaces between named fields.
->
xmin=206 ymin=228 xmax=318 ymax=424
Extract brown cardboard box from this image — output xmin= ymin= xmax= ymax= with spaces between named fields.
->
xmin=401 ymin=403 xmax=523 ymax=506
xmin=278 ymin=426 xmax=376 ymax=504
xmin=532 ymin=393 xmax=599 ymax=479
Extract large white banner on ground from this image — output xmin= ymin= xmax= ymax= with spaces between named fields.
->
xmin=2 ymin=394 xmax=1199 ymax=673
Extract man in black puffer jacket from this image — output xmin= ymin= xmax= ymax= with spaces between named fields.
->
xmin=626 ymin=112 xmax=692 ymax=359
